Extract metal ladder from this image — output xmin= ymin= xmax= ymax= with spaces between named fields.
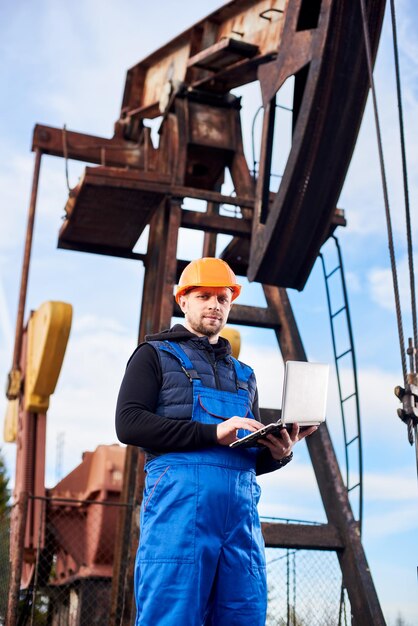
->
xmin=320 ymin=235 xmax=363 ymax=530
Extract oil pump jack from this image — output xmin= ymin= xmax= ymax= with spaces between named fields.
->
xmin=5 ymin=0 xmax=389 ymax=624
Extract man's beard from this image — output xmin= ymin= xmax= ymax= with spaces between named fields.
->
xmin=189 ymin=314 xmax=224 ymax=338
xmin=194 ymin=320 xmax=219 ymax=337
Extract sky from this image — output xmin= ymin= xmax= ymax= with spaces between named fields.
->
xmin=0 ymin=1 xmax=417 ymax=624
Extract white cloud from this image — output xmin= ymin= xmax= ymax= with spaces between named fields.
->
xmin=396 ymin=1 xmax=418 ymax=86
xmin=364 ymin=501 xmax=418 ymax=539
xmin=345 ymin=271 xmax=362 ymax=294
xmin=338 ymin=3 xmax=418 ymax=241
xmin=72 ymin=313 xmax=126 ymax=334
xmin=0 ymin=153 xmax=34 ymax=249
xmin=365 ymin=470 xmax=417 ymax=502
xmin=370 ymin=552 xmax=418 ymax=626
xmin=368 ymin=253 xmax=418 ymax=314
xmin=369 ymin=265 xmax=396 ymax=310
xmin=0 ymin=275 xmax=13 ymax=350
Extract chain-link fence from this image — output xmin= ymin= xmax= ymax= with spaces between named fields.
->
xmin=266 ymin=547 xmax=350 ymax=626
xmin=4 ymin=497 xmax=351 ymax=625
xmin=0 ymin=512 xmax=11 ymax=625
xmin=6 ymin=495 xmax=134 ymax=626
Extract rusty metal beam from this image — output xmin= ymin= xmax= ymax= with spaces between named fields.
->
xmin=227 ymin=304 xmax=280 ymax=328
xmin=202 ymin=199 xmax=221 ymax=258
xmin=32 ymin=124 xmax=144 ymax=168
xmin=7 ymin=150 xmax=42 ymax=400
xmin=172 ymin=300 xmax=280 ymax=329
xmin=254 ymin=95 xmax=276 ymax=226
xmin=30 ymin=137 xmax=255 ymax=206
xmin=110 ymin=209 xmax=170 ymax=625
xmin=264 ymin=285 xmax=386 ymax=626
xmin=156 ymin=199 xmax=183 ymax=332
xmin=262 ymin=521 xmax=344 ymax=551
xmin=187 ymin=37 xmax=258 ymax=72
xmin=111 ymin=202 xmax=181 ymax=624
xmin=175 ymin=187 xmax=253 ymax=207
xmin=181 ymin=210 xmax=251 ymax=237
xmin=109 ymin=448 xmax=144 ymax=625
xmin=57 ymin=240 xmax=147 ymax=262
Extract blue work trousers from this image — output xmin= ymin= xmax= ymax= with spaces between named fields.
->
xmin=134 ymin=343 xmax=267 ymax=625
xmin=135 ymin=456 xmax=267 ymax=625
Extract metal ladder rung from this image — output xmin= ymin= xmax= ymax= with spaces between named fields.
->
xmin=336 ymin=348 xmax=352 ymax=360
xmin=321 ymin=236 xmax=363 ymax=531
xmin=276 ymin=103 xmax=293 ymax=112
xmin=347 ymin=435 xmax=359 ymax=446
xmin=325 ymin=265 xmax=341 ymax=279
xmin=342 ymin=392 xmax=356 ymax=403
xmin=331 ymin=305 xmax=347 ymax=319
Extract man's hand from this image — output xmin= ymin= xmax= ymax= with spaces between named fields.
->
xmin=217 ymin=416 xmax=263 ymax=446
xmin=258 ymin=423 xmax=318 ymax=460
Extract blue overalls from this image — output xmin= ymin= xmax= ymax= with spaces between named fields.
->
xmin=134 ymin=341 xmax=267 ymax=626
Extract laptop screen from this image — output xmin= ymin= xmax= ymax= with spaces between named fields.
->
xmin=281 ymin=361 xmax=329 ymax=426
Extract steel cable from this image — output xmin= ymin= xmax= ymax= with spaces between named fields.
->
xmin=389 ymin=0 xmax=418 ymax=373
xmin=358 ymin=0 xmax=407 ymax=382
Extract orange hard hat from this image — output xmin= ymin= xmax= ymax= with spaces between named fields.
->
xmin=175 ymin=258 xmax=241 ymax=303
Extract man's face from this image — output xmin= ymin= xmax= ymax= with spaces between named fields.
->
xmin=179 ymin=287 xmax=233 ymax=341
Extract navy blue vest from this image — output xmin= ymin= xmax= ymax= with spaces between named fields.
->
xmin=147 ymin=338 xmax=257 ymax=420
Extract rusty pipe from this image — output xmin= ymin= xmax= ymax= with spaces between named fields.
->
xmin=7 ymin=149 xmax=42 ymax=398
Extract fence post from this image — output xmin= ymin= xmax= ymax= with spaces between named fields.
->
xmin=7 ymin=492 xmax=29 ymax=626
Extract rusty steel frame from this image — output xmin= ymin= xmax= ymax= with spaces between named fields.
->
xmin=30 ymin=0 xmax=386 ymax=293
xmin=7 ymin=0 xmax=389 ymax=623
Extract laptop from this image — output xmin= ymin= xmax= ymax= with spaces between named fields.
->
xmin=229 ymin=360 xmax=329 ymax=449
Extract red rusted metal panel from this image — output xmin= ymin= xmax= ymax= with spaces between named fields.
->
xmin=58 ymin=167 xmax=167 ymax=252
xmin=47 ymin=445 xmax=125 ymax=584
xmin=120 ymin=0 xmax=286 ymax=120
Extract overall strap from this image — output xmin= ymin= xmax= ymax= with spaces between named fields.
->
xmin=158 ymin=340 xmax=201 ymax=383
xmin=229 ymin=356 xmax=253 ymax=391
xmin=158 ymin=340 xmax=253 ymax=391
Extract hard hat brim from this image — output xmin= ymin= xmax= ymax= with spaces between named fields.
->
xmin=175 ymin=283 xmax=241 ymax=304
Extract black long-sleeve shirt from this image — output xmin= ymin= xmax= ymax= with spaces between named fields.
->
xmin=115 ymin=325 xmax=282 ymax=475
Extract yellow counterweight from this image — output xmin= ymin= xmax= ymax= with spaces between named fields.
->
xmin=24 ymin=301 xmax=73 ymax=413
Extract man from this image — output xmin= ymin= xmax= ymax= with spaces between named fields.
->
xmin=116 ymin=257 xmax=317 ymax=626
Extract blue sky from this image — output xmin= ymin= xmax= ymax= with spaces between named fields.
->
xmin=0 ymin=1 xmax=417 ymax=624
